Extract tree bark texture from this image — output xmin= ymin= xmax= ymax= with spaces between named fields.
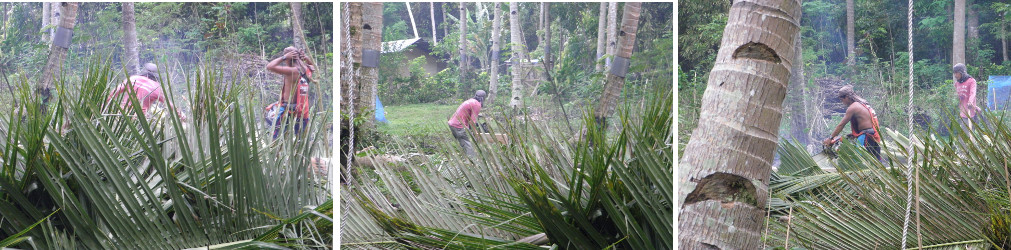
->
xmin=459 ymin=3 xmax=467 ymax=73
xmin=606 ymin=2 xmax=617 ymax=69
xmin=954 ymin=0 xmax=966 ymax=66
xmin=340 ymin=2 xmax=362 ymax=115
xmin=42 ymin=3 xmax=49 ymax=43
xmin=359 ymin=2 xmax=382 ymax=130
xmin=787 ymin=26 xmax=808 ymax=147
xmin=122 ymin=2 xmax=139 ymax=75
xmin=846 ymin=0 xmax=855 ymax=68
xmin=50 ymin=3 xmax=61 ymax=44
xmin=596 ymin=3 xmax=607 ymax=72
xmin=431 ymin=2 xmax=437 ymax=44
xmin=968 ymin=2 xmax=978 ymax=41
xmin=544 ymin=3 xmax=551 ymax=69
xmin=38 ymin=2 xmax=78 ymax=107
xmin=489 ymin=2 xmax=501 ymax=106
xmin=1003 ymin=23 xmax=1008 ymax=63
xmin=509 ymin=2 xmax=525 ymax=109
xmin=593 ymin=3 xmax=640 ymax=122
xmin=291 ymin=2 xmax=308 ymax=51
xmin=678 ymin=0 xmax=802 ymax=248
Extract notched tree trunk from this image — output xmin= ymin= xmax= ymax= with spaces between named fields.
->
xmin=678 ymin=0 xmax=802 ymax=248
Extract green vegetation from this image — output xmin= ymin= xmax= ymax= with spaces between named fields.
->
xmin=377 ymin=103 xmax=457 ymax=140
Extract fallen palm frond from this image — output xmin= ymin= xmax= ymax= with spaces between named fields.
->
xmin=0 ymin=58 xmax=332 ymax=249
xmin=765 ymin=111 xmax=1011 ymax=249
xmin=343 ymin=86 xmax=673 ymax=249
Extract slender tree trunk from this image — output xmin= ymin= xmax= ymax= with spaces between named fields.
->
xmin=968 ymin=3 xmax=978 ymax=40
xmin=954 ymin=0 xmax=966 ymax=66
xmin=359 ymin=3 xmax=382 ymax=131
xmin=678 ymin=0 xmax=802 ymax=248
xmin=441 ymin=3 xmax=447 ymax=42
xmin=459 ymin=3 xmax=467 ymax=73
xmin=538 ymin=3 xmax=544 ymax=49
xmin=489 ymin=2 xmax=501 ymax=106
xmin=431 ymin=2 xmax=437 ymax=45
xmin=509 ymin=2 xmax=525 ymax=109
xmin=50 ymin=3 xmax=61 ymax=44
xmin=596 ymin=3 xmax=607 ymax=72
xmin=605 ymin=2 xmax=617 ymax=69
xmin=41 ymin=3 xmax=49 ymax=43
xmin=593 ymin=3 xmax=641 ymax=123
xmin=38 ymin=2 xmax=78 ymax=108
xmin=122 ymin=2 xmax=139 ymax=75
xmin=544 ymin=3 xmax=551 ymax=69
xmin=1003 ymin=23 xmax=1008 ymax=63
xmin=787 ymin=27 xmax=808 ymax=147
xmin=291 ymin=2 xmax=308 ymax=51
xmin=846 ymin=0 xmax=855 ymax=68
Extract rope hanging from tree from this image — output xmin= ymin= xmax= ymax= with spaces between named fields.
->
xmin=340 ymin=2 xmax=359 ymax=235
xmin=901 ymin=0 xmax=917 ymax=248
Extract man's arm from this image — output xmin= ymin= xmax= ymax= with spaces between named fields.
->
xmin=469 ymin=103 xmax=481 ymax=129
xmin=266 ymin=52 xmax=300 ymax=76
xmin=824 ymin=104 xmax=856 ymax=144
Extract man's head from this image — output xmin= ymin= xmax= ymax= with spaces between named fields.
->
xmin=953 ymin=63 xmax=970 ymax=82
xmin=474 ymin=90 xmax=487 ymax=104
xmin=838 ymin=85 xmax=861 ymax=106
xmin=140 ymin=63 xmax=159 ymax=81
xmin=283 ymin=46 xmax=301 ymax=63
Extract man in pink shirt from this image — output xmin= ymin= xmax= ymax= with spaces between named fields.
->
xmin=448 ymin=90 xmax=487 ymax=157
xmin=109 ymin=63 xmax=172 ymax=117
xmin=954 ymin=63 xmax=981 ymax=133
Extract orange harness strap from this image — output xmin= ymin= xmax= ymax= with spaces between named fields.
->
xmin=849 ymin=102 xmax=882 ymax=143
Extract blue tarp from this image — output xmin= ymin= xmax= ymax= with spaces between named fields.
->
xmin=988 ymin=76 xmax=1011 ymax=110
xmin=376 ymin=96 xmax=389 ymax=124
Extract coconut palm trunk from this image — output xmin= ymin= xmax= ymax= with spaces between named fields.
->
xmin=596 ymin=3 xmax=607 ymax=72
xmin=593 ymin=3 xmax=641 ymax=124
xmin=122 ymin=2 xmax=139 ymax=75
xmin=41 ymin=3 xmax=49 ymax=43
xmin=489 ymin=2 xmax=501 ymax=106
xmin=38 ymin=2 xmax=78 ymax=108
xmin=605 ymin=2 xmax=617 ymax=68
xmin=788 ymin=27 xmax=808 ymax=147
xmin=508 ymin=2 xmax=525 ymax=109
xmin=678 ymin=0 xmax=802 ymax=248
xmin=291 ymin=2 xmax=308 ymax=51
xmin=359 ymin=3 xmax=382 ymax=131
xmin=544 ymin=3 xmax=551 ymax=69
xmin=954 ymin=0 xmax=966 ymax=66
xmin=847 ymin=0 xmax=855 ymax=68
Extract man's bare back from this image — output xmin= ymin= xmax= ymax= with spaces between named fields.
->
xmin=846 ymin=102 xmax=874 ymax=132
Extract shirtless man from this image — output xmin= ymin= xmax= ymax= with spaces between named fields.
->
xmin=823 ymin=85 xmax=882 ymax=161
xmin=265 ymin=46 xmax=315 ymax=139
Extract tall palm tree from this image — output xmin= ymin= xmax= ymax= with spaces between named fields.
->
xmin=509 ymin=2 xmax=525 ymax=109
xmin=955 ymin=0 xmax=967 ymax=66
xmin=38 ymin=2 xmax=78 ymax=108
xmin=678 ymin=0 xmax=802 ymax=248
xmin=122 ymin=2 xmax=139 ymax=75
xmin=596 ymin=3 xmax=607 ymax=72
xmin=594 ymin=2 xmax=642 ymax=124
xmin=847 ymin=0 xmax=855 ymax=68
xmin=359 ymin=3 xmax=382 ymax=131
xmin=489 ymin=2 xmax=501 ymax=106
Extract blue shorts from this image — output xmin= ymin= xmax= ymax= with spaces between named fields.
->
xmin=270 ymin=105 xmax=308 ymax=139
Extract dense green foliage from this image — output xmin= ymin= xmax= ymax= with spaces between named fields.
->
xmin=377 ymin=2 xmax=672 ymax=108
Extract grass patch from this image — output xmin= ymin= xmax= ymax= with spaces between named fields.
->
xmin=378 ymin=103 xmax=457 ymax=139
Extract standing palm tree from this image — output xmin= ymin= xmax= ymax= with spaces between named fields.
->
xmin=38 ymin=2 xmax=78 ymax=108
xmin=788 ymin=28 xmax=808 ymax=147
xmin=596 ymin=3 xmax=607 ymax=72
xmin=954 ymin=0 xmax=967 ymax=66
xmin=509 ymin=2 xmax=525 ymax=109
xmin=489 ymin=2 xmax=501 ymax=106
xmin=593 ymin=2 xmax=641 ymax=124
xmin=359 ymin=3 xmax=382 ymax=131
xmin=41 ymin=3 xmax=49 ymax=43
xmin=605 ymin=2 xmax=617 ymax=68
xmin=678 ymin=0 xmax=802 ymax=248
xmin=122 ymin=2 xmax=139 ymax=75
xmin=847 ymin=0 xmax=855 ymax=68
xmin=291 ymin=2 xmax=309 ymax=51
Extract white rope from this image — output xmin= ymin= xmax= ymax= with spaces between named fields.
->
xmin=340 ymin=2 xmax=358 ymax=235
xmin=900 ymin=0 xmax=915 ymax=248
